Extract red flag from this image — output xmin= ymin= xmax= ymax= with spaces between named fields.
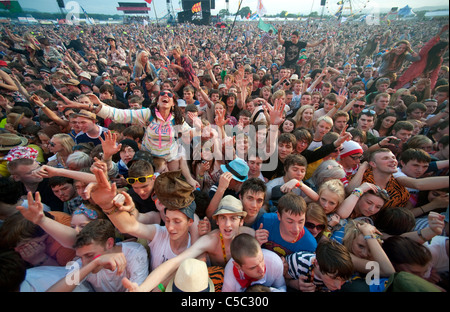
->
xmin=192 ymin=2 xmax=202 ymax=13
xmin=144 ymin=0 xmax=152 ymax=4
xmin=246 ymin=12 xmax=251 ymax=19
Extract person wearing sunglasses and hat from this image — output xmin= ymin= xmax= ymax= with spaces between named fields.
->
xmin=89 ymin=90 xmax=198 ymax=189
xmin=119 ymin=195 xmax=255 ymax=292
xmin=338 ymin=140 xmax=364 ymax=178
xmin=105 ymin=35 xmax=127 ymax=67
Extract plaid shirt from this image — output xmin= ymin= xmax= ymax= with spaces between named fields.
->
xmin=65 ymin=195 xmax=83 ymax=215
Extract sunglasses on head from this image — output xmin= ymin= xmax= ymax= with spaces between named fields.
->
xmin=159 ymin=91 xmax=173 ymax=98
xmin=126 ymin=174 xmax=154 ymax=185
xmin=305 ymin=222 xmax=326 ymax=231
xmin=362 ymin=109 xmax=376 ymax=116
xmin=375 ymin=186 xmax=390 ymax=201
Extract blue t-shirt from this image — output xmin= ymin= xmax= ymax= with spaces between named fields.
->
xmin=255 ymin=212 xmax=317 ymax=258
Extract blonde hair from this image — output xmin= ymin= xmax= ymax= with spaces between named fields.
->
xmin=293 ymin=105 xmax=314 ymax=129
xmin=318 ymin=179 xmax=346 ymax=206
xmin=271 ymin=89 xmax=286 ymax=102
xmin=52 ymin=133 xmax=75 ymax=155
xmin=342 ymin=219 xmax=367 ymax=253
xmin=316 ymin=115 xmax=334 ymax=127
xmin=134 ymin=50 xmax=155 ymax=79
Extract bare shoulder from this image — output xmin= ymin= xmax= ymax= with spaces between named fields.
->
xmin=239 ymin=226 xmax=256 ymax=236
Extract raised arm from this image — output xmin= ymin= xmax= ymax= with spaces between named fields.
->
xmin=17 ymin=191 xmax=78 ymax=249
xmin=122 ymin=233 xmax=214 ymax=292
xmin=396 ymin=175 xmax=449 ymax=191
xmin=351 ymin=222 xmax=395 ymax=277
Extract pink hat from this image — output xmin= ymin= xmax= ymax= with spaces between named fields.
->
xmin=339 ymin=140 xmax=363 ymax=159
xmin=3 ymin=146 xmax=38 ymax=162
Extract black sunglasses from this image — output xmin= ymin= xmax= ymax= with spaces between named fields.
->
xmin=159 ymin=91 xmax=173 ymax=98
xmin=305 ymin=222 xmax=325 ymax=231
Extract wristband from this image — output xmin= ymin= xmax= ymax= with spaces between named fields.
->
xmin=296 ymin=181 xmax=303 ymax=188
xmin=352 ymin=188 xmax=363 ymax=198
xmin=417 ymin=229 xmax=427 ymax=241
xmin=363 ymin=234 xmax=380 ymax=240
xmin=103 ymin=205 xmax=119 ymax=216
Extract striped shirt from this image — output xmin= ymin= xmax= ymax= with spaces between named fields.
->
xmin=285 ymin=251 xmax=328 ymax=291
xmin=97 ymin=105 xmax=190 ymax=160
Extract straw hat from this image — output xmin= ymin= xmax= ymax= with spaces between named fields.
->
xmin=212 ymin=195 xmax=247 ymax=219
xmin=6 ymin=112 xmax=24 ymax=130
xmin=165 ymin=258 xmax=215 ymax=292
xmin=0 ymin=133 xmax=28 ymax=152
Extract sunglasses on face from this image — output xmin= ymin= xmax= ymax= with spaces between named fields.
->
xmin=353 ymin=104 xmax=365 ymax=109
xmin=49 ymin=141 xmax=55 ymax=147
xmin=126 ymin=174 xmax=154 ymax=185
xmin=159 ymin=91 xmax=173 ymax=98
xmin=349 ymin=154 xmax=363 ymax=161
xmin=305 ymin=222 xmax=326 ymax=231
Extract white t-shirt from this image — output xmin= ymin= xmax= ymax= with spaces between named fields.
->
xmin=392 ymin=168 xmax=419 ymax=194
xmin=222 ymin=248 xmax=286 ymax=292
xmin=425 ymin=236 xmax=449 ymax=274
xmin=148 ymin=224 xmax=191 ymax=270
xmin=70 ymin=241 xmax=149 ymax=292
xmin=20 ymin=266 xmax=93 ymax=292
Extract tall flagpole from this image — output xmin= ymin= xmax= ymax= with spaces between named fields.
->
xmin=152 ymin=0 xmax=160 ymax=26
xmin=225 ymin=0 xmax=243 ymax=52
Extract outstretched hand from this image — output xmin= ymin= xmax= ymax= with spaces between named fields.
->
xmin=17 ymin=191 xmax=45 ymax=225
xmin=84 ymin=166 xmax=118 ymax=210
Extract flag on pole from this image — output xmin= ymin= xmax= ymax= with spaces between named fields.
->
xmin=145 ymin=0 xmax=152 ymax=4
xmin=250 ymin=13 xmax=259 ymax=20
xmin=256 ymin=0 xmax=267 ymax=17
xmin=192 ymin=2 xmax=202 ymax=13
xmin=257 ymin=18 xmax=277 ymax=34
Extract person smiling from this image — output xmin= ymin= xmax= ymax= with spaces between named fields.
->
xmin=347 ymin=148 xmax=449 ymax=209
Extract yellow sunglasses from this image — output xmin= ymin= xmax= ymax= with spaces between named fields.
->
xmin=126 ymin=174 xmax=154 ymax=185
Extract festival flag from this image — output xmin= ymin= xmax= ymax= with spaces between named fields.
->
xmin=256 ymin=0 xmax=267 ymax=17
xmin=257 ymin=18 xmax=277 ymax=34
xmin=246 ymin=12 xmax=251 ymax=19
xmin=250 ymin=13 xmax=259 ymax=20
xmin=145 ymin=0 xmax=152 ymax=4
xmin=192 ymin=2 xmax=202 ymax=13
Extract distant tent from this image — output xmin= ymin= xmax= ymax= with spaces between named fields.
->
xmin=397 ymin=5 xmax=416 ymax=17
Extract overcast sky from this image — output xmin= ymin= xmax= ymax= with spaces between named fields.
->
xmin=16 ymin=0 xmax=449 ymax=17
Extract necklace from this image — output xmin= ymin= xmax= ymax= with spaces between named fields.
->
xmin=219 ymin=233 xmax=227 ymax=263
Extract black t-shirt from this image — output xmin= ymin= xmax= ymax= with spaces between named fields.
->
xmin=283 ymin=40 xmax=307 ymax=68
xmin=127 ymin=188 xmax=158 ymax=214
xmin=20 ymin=178 xmax=64 ymax=212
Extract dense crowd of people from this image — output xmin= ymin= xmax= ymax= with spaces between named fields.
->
xmin=0 ymin=17 xmax=449 ymax=293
